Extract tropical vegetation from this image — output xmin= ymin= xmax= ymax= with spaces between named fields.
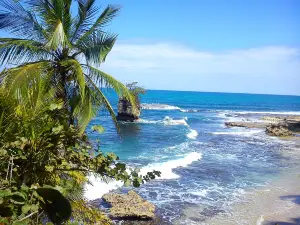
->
xmin=0 ymin=0 xmax=159 ymax=224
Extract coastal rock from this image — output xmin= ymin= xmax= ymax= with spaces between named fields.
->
xmin=285 ymin=120 xmax=300 ymax=132
xmin=102 ymin=190 xmax=155 ymax=220
xmin=261 ymin=116 xmax=282 ymax=123
xmin=265 ymin=123 xmax=293 ymax=136
xmin=116 ymin=97 xmax=140 ymax=122
xmin=225 ymin=122 xmax=267 ymax=128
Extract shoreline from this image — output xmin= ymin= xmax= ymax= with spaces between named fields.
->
xmin=205 ymin=114 xmax=300 ymax=225
xmin=201 ymin=168 xmax=300 ymax=225
xmin=174 ymin=113 xmax=300 ymax=225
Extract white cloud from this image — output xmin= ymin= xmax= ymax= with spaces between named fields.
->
xmin=101 ymin=42 xmax=300 ymax=95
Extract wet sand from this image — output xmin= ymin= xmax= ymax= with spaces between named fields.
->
xmin=176 ymin=115 xmax=300 ymax=225
xmin=204 ymin=169 xmax=300 ymax=225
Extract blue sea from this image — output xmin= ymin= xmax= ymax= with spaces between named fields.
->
xmin=86 ymin=90 xmax=300 ymax=224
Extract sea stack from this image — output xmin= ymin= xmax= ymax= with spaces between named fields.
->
xmin=116 ymin=82 xmax=145 ymax=122
xmin=116 ymin=96 xmax=141 ymax=122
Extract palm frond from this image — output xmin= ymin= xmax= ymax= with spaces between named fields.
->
xmin=0 ymin=38 xmax=53 ymax=65
xmin=76 ymin=31 xmax=117 ymax=64
xmin=71 ymin=0 xmax=98 ymax=42
xmin=72 ymin=85 xmax=96 ymax=133
xmin=60 ymin=59 xmax=85 ymax=99
xmin=84 ymin=75 xmax=119 ymax=132
xmin=86 ymin=65 xmax=136 ymax=109
xmin=46 ymin=19 xmax=70 ymax=49
xmin=76 ymin=4 xmax=121 ymax=45
xmin=1 ymin=61 xmax=52 ymax=97
xmin=0 ymin=0 xmax=47 ymax=41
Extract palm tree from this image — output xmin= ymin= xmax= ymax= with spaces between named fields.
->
xmin=0 ymin=0 xmax=134 ymax=132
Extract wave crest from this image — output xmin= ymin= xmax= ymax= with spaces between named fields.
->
xmin=141 ymin=103 xmax=181 ymax=110
xmin=84 ymin=152 xmax=202 ymax=200
xmin=135 ymin=116 xmax=189 ymax=126
xmin=140 ymin=152 xmax=202 ymax=179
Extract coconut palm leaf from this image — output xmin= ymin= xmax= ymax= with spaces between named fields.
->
xmin=84 ymin=75 xmax=119 ymax=131
xmin=0 ymin=38 xmax=53 ymax=65
xmin=71 ymin=0 xmax=99 ymax=42
xmin=76 ymin=4 xmax=121 ymax=45
xmin=1 ymin=61 xmax=52 ymax=95
xmin=0 ymin=0 xmax=133 ymax=132
xmin=0 ymin=0 xmax=47 ymax=41
xmin=75 ymin=31 xmax=117 ymax=64
xmin=87 ymin=65 xmax=136 ymax=108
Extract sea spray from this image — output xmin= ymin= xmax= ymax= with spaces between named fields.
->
xmin=84 ymin=175 xmax=123 ymax=200
xmin=84 ymin=152 xmax=202 ymax=200
xmin=139 ymin=152 xmax=202 ymax=179
xmin=187 ymin=129 xmax=198 ymax=139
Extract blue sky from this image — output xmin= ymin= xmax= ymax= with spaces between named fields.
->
xmin=99 ymin=0 xmax=300 ymax=50
xmin=0 ymin=0 xmax=299 ymax=95
xmin=96 ymin=0 xmax=300 ymax=95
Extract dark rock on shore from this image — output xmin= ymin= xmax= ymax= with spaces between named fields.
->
xmin=224 ymin=115 xmax=300 ymax=137
xmin=265 ymin=123 xmax=293 ymax=136
xmin=116 ymin=97 xmax=141 ymax=122
xmin=102 ymin=190 xmax=155 ymax=220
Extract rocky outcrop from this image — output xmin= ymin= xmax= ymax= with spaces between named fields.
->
xmin=116 ymin=98 xmax=140 ymax=122
xmin=225 ymin=122 xmax=267 ymax=128
xmin=261 ymin=116 xmax=282 ymax=123
xmin=265 ymin=123 xmax=293 ymax=137
xmin=102 ymin=191 xmax=155 ymax=220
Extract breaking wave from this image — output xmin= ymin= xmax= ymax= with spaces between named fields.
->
xmin=135 ymin=116 xmax=189 ymax=126
xmin=141 ymin=103 xmax=181 ymax=111
xmin=84 ymin=152 xmax=202 ymax=200
xmin=140 ymin=152 xmax=202 ymax=180
xmin=187 ymin=129 xmax=198 ymax=139
xmin=141 ymin=103 xmax=201 ymax=113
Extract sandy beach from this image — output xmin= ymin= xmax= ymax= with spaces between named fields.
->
xmin=174 ymin=115 xmax=300 ymax=225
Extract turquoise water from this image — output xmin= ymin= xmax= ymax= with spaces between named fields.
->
xmin=87 ymin=90 xmax=300 ymax=224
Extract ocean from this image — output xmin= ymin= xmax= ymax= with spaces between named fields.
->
xmin=85 ymin=90 xmax=300 ymax=224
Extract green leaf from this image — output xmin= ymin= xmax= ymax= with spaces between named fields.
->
xmin=91 ymin=125 xmax=105 ymax=134
xmin=21 ymin=204 xmax=31 ymax=214
xmin=12 ymin=221 xmax=28 ymax=225
xmin=0 ymin=217 xmax=9 ymax=224
xmin=124 ymin=179 xmax=131 ymax=187
xmin=45 ymin=166 xmax=54 ymax=172
xmin=49 ymin=103 xmax=63 ymax=110
xmin=37 ymin=188 xmax=72 ymax=224
xmin=52 ymin=125 xmax=64 ymax=134
xmin=0 ymin=189 xmax=12 ymax=198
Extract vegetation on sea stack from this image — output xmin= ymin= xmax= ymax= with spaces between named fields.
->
xmin=0 ymin=0 xmax=160 ymax=224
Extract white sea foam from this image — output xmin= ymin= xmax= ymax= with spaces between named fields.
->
xmin=84 ymin=152 xmax=202 ymax=200
xmin=212 ymin=129 xmax=262 ymax=136
xmin=141 ymin=103 xmax=200 ymax=113
xmin=191 ymin=189 xmax=208 ymax=197
xmin=162 ymin=116 xmax=188 ymax=126
xmin=135 ymin=116 xmax=189 ymax=126
xmin=141 ymin=103 xmax=181 ymax=111
xmin=187 ymin=129 xmax=198 ymax=139
xmin=84 ymin=175 xmax=123 ymax=200
xmin=179 ymin=109 xmax=201 ymax=113
xmin=140 ymin=152 xmax=202 ymax=179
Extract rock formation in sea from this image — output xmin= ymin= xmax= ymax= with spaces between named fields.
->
xmin=224 ymin=115 xmax=300 ymax=137
xmin=265 ymin=123 xmax=293 ymax=136
xmin=116 ymin=96 xmax=141 ymax=122
xmin=116 ymin=82 xmax=145 ymax=122
xmin=102 ymin=190 xmax=156 ymax=220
